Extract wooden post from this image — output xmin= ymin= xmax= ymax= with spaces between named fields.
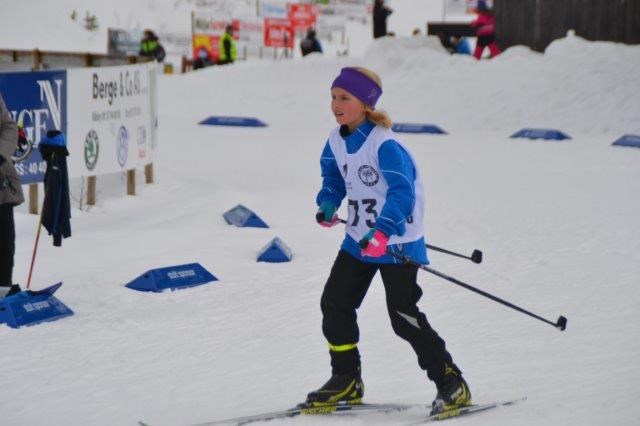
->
xmin=144 ymin=163 xmax=154 ymax=184
xmin=32 ymin=49 xmax=42 ymax=70
xmin=29 ymin=183 xmax=38 ymax=214
xmin=87 ymin=176 xmax=96 ymax=206
xmin=127 ymin=169 xmax=136 ymax=195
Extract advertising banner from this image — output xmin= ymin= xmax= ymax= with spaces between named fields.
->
xmin=108 ymin=28 xmax=192 ymax=57
xmin=287 ymin=3 xmax=317 ymax=32
xmin=66 ymin=63 xmax=155 ymax=177
xmin=0 ymin=70 xmax=67 ymax=184
xmin=191 ymin=13 xmax=239 ymax=61
xmin=264 ymin=18 xmax=295 ymax=48
xmin=260 ymin=1 xmax=288 ymax=18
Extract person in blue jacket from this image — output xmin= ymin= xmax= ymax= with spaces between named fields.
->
xmin=305 ymin=67 xmax=471 ymax=416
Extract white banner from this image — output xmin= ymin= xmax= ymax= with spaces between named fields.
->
xmin=66 ymin=63 xmax=156 ymax=178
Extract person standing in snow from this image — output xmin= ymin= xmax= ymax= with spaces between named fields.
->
xmin=0 ymin=92 xmax=25 ymax=298
xmin=139 ymin=29 xmax=166 ymax=62
xmin=300 ymin=28 xmax=323 ymax=57
xmin=372 ymin=0 xmax=392 ymax=39
xmin=470 ymin=0 xmax=501 ymax=59
xmin=307 ymin=66 xmax=471 ymax=415
xmin=218 ymin=24 xmax=237 ymax=65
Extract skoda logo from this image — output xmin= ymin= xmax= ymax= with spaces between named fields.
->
xmin=358 ymin=165 xmax=379 ymax=187
xmin=116 ymin=126 xmax=128 ymax=167
xmin=84 ymin=129 xmax=99 ymax=171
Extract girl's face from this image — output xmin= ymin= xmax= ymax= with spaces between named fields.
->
xmin=331 ymin=87 xmax=367 ymax=131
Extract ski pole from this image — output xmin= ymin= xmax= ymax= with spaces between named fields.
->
xmin=423 ymin=244 xmax=482 ymax=264
xmin=386 ymin=250 xmax=568 ymax=332
xmin=336 ymin=218 xmax=483 ymax=264
xmin=26 ymin=215 xmax=44 ymax=290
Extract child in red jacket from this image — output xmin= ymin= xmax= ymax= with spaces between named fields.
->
xmin=471 ymin=1 xmax=501 ymax=59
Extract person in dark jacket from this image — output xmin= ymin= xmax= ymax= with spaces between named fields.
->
xmin=0 ymin=92 xmax=25 ymax=296
xmin=300 ymin=28 xmax=323 ymax=57
xmin=373 ymin=0 xmax=392 ymax=39
xmin=139 ymin=29 xmax=166 ymax=62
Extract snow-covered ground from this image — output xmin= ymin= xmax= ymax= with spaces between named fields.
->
xmin=1 ymin=1 xmax=640 ymax=426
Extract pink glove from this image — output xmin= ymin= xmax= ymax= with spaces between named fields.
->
xmin=360 ymin=230 xmax=389 ymax=257
xmin=316 ymin=202 xmax=340 ymax=227
xmin=318 ymin=215 xmax=340 ymax=228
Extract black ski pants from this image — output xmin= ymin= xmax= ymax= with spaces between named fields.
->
xmin=321 ymin=250 xmax=460 ymax=384
xmin=0 ymin=204 xmax=15 ymax=286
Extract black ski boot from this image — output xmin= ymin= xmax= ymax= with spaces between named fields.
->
xmin=431 ymin=365 xmax=472 ymax=415
xmin=305 ymin=371 xmax=364 ymax=407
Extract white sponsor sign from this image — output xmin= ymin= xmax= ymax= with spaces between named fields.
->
xmin=66 ymin=63 xmax=156 ymax=177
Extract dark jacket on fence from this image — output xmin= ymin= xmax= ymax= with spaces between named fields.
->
xmin=373 ymin=0 xmax=393 ymax=39
xmin=39 ymin=131 xmax=71 ymax=247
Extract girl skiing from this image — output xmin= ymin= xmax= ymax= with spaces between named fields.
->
xmin=307 ymin=66 xmax=471 ymax=415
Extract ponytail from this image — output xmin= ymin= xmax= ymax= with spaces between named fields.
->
xmin=354 ymin=66 xmax=393 ymax=129
xmin=365 ymin=108 xmax=392 ymax=129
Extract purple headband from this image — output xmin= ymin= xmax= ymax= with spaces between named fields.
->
xmin=331 ymin=67 xmax=382 ymax=108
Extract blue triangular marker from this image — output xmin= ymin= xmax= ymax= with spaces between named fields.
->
xmin=125 ymin=263 xmax=218 ymax=292
xmin=612 ymin=134 xmax=640 ymax=148
xmin=392 ymin=123 xmax=447 ymax=134
xmin=257 ymin=237 xmax=293 ymax=263
xmin=199 ymin=116 xmax=267 ymax=127
xmin=0 ymin=283 xmax=73 ymax=328
xmin=511 ymin=128 xmax=571 ymax=140
xmin=223 ymin=205 xmax=269 ymax=228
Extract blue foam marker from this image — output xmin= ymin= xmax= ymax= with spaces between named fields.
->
xmin=257 ymin=237 xmax=293 ymax=263
xmin=510 ymin=128 xmax=571 ymax=140
xmin=125 ymin=263 xmax=218 ymax=292
xmin=198 ymin=116 xmax=267 ymax=127
xmin=392 ymin=123 xmax=447 ymax=134
xmin=223 ymin=204 xmax=269 ymax=228
xmin=612 ymin=134 xmax=640 ymax=148
xmin=0 ymin=283 xmax=73 ymax=328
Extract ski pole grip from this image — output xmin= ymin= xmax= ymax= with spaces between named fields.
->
xmin=556 ymin=316 xmax=568 ymax=331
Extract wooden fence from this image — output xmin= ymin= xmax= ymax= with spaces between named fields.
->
xmin=494 ymin=0 xmax=640 ymax=52
xmin=0 ymin=48 xmax=148 ymax=72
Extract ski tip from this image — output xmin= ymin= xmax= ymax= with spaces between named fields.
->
xmin=138 ymin=421 xmax=151 ymax=426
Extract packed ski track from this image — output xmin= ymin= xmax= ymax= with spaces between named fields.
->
xmin=1 ymin=1 xmax=639 ymax=426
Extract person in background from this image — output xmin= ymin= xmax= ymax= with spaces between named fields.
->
xmin=372 ymin=0 xmax=392 ymax=39
xmin=139 ymin=29 xmax=166 ymax=62
xmin=0 ymin=92 xmax=25 ymax=298
xmin=470 ymin=0 xmax=501 ymax=59
xmin=193 ymin=47 xmax=213 ymax=70
xmin=450 ymin=35 xmax=471 ymax=55
xmin=300 ymin=28 xmax=323 ymax=57
xmin=218 ymin=24 xmax=237 ymax=65
xmin=306 ymin=66 xmax=471 ymax=416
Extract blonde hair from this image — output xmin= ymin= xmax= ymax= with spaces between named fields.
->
xmin=354 ymin=66 xmax=393 ymax=129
